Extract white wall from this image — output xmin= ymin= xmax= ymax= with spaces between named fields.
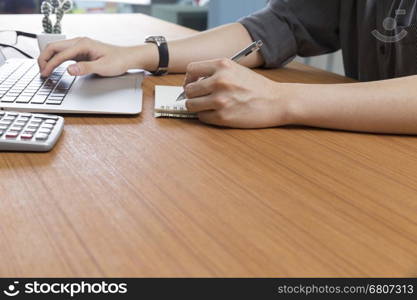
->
xmin=208 ymin=0 xmax=267 ymax=28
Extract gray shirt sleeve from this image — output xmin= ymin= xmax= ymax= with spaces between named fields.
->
xmin=239 ymin=0 xmax=341 ymax=68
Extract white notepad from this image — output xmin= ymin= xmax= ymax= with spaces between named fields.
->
xmin=154 ymin=86 xmax=197 ymax=119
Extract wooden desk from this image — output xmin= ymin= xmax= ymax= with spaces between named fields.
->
xmin=0 ymin=14 xmax=416 ymax=278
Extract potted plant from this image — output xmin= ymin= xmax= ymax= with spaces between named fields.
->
xmin=38 ymin=0 xmax=73 ymax=51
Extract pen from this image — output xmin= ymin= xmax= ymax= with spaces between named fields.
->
xmin=176 ymin=40 xmax=263 ymax=101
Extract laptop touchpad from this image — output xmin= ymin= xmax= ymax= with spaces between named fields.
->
xmin=65 ymin=74 xmax=143 ymax=114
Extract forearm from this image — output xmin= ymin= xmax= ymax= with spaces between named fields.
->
xmin=286 ymin=76 xmax=417 ymax=134
xmin=130 ymin=23 xmax=263 ymax=73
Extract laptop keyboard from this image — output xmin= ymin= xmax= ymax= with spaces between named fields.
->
xmin=0 ymin=60 xmax=76 ymax=106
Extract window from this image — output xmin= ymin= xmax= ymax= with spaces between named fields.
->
xmin=0 ymin=1 xmax=209 ymax=30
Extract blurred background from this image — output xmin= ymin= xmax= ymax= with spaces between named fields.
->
xmin=0 ymin=0 xmax=344 ymax=75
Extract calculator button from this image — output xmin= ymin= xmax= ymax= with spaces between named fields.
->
xmin=18 ymin=117 xmax=30 ymax=122
xmin=10 ymin=126 xmax=23 ymax=132
xmin=38 ymin=129 xmax=51 ymax=134
xmin=0 ymin=111 xmax=5 ymax=116
xmin=5 ymin=132 xmax=19 ymax=138
xmin=24 ymin=128 xmax=37 ymax=133
xmin=20 ymin=134 xmax=33 ymax=140
xmin=41 ymin=124 xmax=54 ymax=130
xmin=0 ymin=125 xmax=8 ymax=130
xmin=40 ymin=115 xmax=59 ymax=120
xmin=35 ymin=133 xmax=48 ymax=141
xmin=6 ymin=112 xmax=18 ymax=116
xmin=14 ymin=121 xmax=26 ymax=126
xmin=0 ymin=121 xmax=11 ymax=126
xmin=44 ymin=119 xmax=57 ymax=125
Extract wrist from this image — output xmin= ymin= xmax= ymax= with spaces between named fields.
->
xmin=277 ymin=83 xmax=306 ymax=126
xmin=270 ymin=82 xmax=301 ymax=126
xmin=125 ymin=44 xmax=159 ymax=72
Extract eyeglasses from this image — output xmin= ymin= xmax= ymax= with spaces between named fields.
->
xmin=0 ymin=30 xmax=37 ymax=45
xmin=0 ymin=30 xmax=37 ymax=59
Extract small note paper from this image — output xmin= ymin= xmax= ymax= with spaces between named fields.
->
xmin=154 ymin=86 xmax=197 ymax=119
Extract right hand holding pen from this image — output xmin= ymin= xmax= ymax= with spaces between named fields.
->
xmin=38 ymin=37 xmax=144 ymax=78
xmin=184 ymin=59 xmax=293 ymax=128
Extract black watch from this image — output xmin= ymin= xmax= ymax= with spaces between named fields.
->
xmin=145 ymin=36 xmax=169 ymax=76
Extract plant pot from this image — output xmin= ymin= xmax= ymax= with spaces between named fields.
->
xmin=37 ymin=33 xmax=66 ymax=52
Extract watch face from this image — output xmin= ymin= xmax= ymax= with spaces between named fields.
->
xmin=155 ymin=36 xmax=166 ymax=43
xmin=146 ymin=36 xmax=166 ymax=44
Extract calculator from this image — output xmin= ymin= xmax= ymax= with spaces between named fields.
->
xmin=0 ymin=111 xmax=64 ymax=152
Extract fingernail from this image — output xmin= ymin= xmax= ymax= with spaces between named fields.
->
xmin=68 ymin=64 xmax=80 ymax=75
xmin=185 ymin=83 xmax=193 ymax=89
xmin=184 ymin=85 xmax=191 ymax=94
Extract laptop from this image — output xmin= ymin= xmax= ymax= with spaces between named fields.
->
xmin=0 ymin=49 xmax=143 ymax=115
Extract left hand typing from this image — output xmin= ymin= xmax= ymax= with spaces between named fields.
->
xmin=184 ymin=59 xmax=293 ymax=128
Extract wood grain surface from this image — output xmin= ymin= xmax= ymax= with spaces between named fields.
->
xmin=0 ymin=14 xmax=416 ymax=277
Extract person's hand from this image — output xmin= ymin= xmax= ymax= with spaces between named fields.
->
xmin=184 ymin=59 xmax=293 ymax=128
xmin=38 ymin=37 xmax=150 ymax=78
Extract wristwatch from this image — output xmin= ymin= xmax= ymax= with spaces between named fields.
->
xmin=145 ymin=36 xmax=169 ymax=76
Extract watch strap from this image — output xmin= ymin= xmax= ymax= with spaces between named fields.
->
xmin=145 ymin=36 xmax=169 ymax=76
xmin=154 ymin=41 xmax=169 ymax=76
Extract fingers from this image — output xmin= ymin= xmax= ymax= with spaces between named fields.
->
xmin=184 ymin=58 xmax=232 ymax=86
xmin=184 ymin=59 xmax=236 ymax=99
xmin=185 ymin=75 xmax=217 ymax=99
xmin=186 ymin=96 xmax=216 ymax=113
xmin=186 ymin=94 xmax=229 ymax=113
xmin=38 ymin=38 xmax=79 ymax=72
xmin=184 ymin=59 xmax=237 ymax=114
xmin=67 ymin=61 xmax=98 ymax=76
xmin=40 ymin=44 xmax=86 ymax=77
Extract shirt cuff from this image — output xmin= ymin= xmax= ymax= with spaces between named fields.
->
xmin=238 ymin=2 xmax=297 ymax=68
